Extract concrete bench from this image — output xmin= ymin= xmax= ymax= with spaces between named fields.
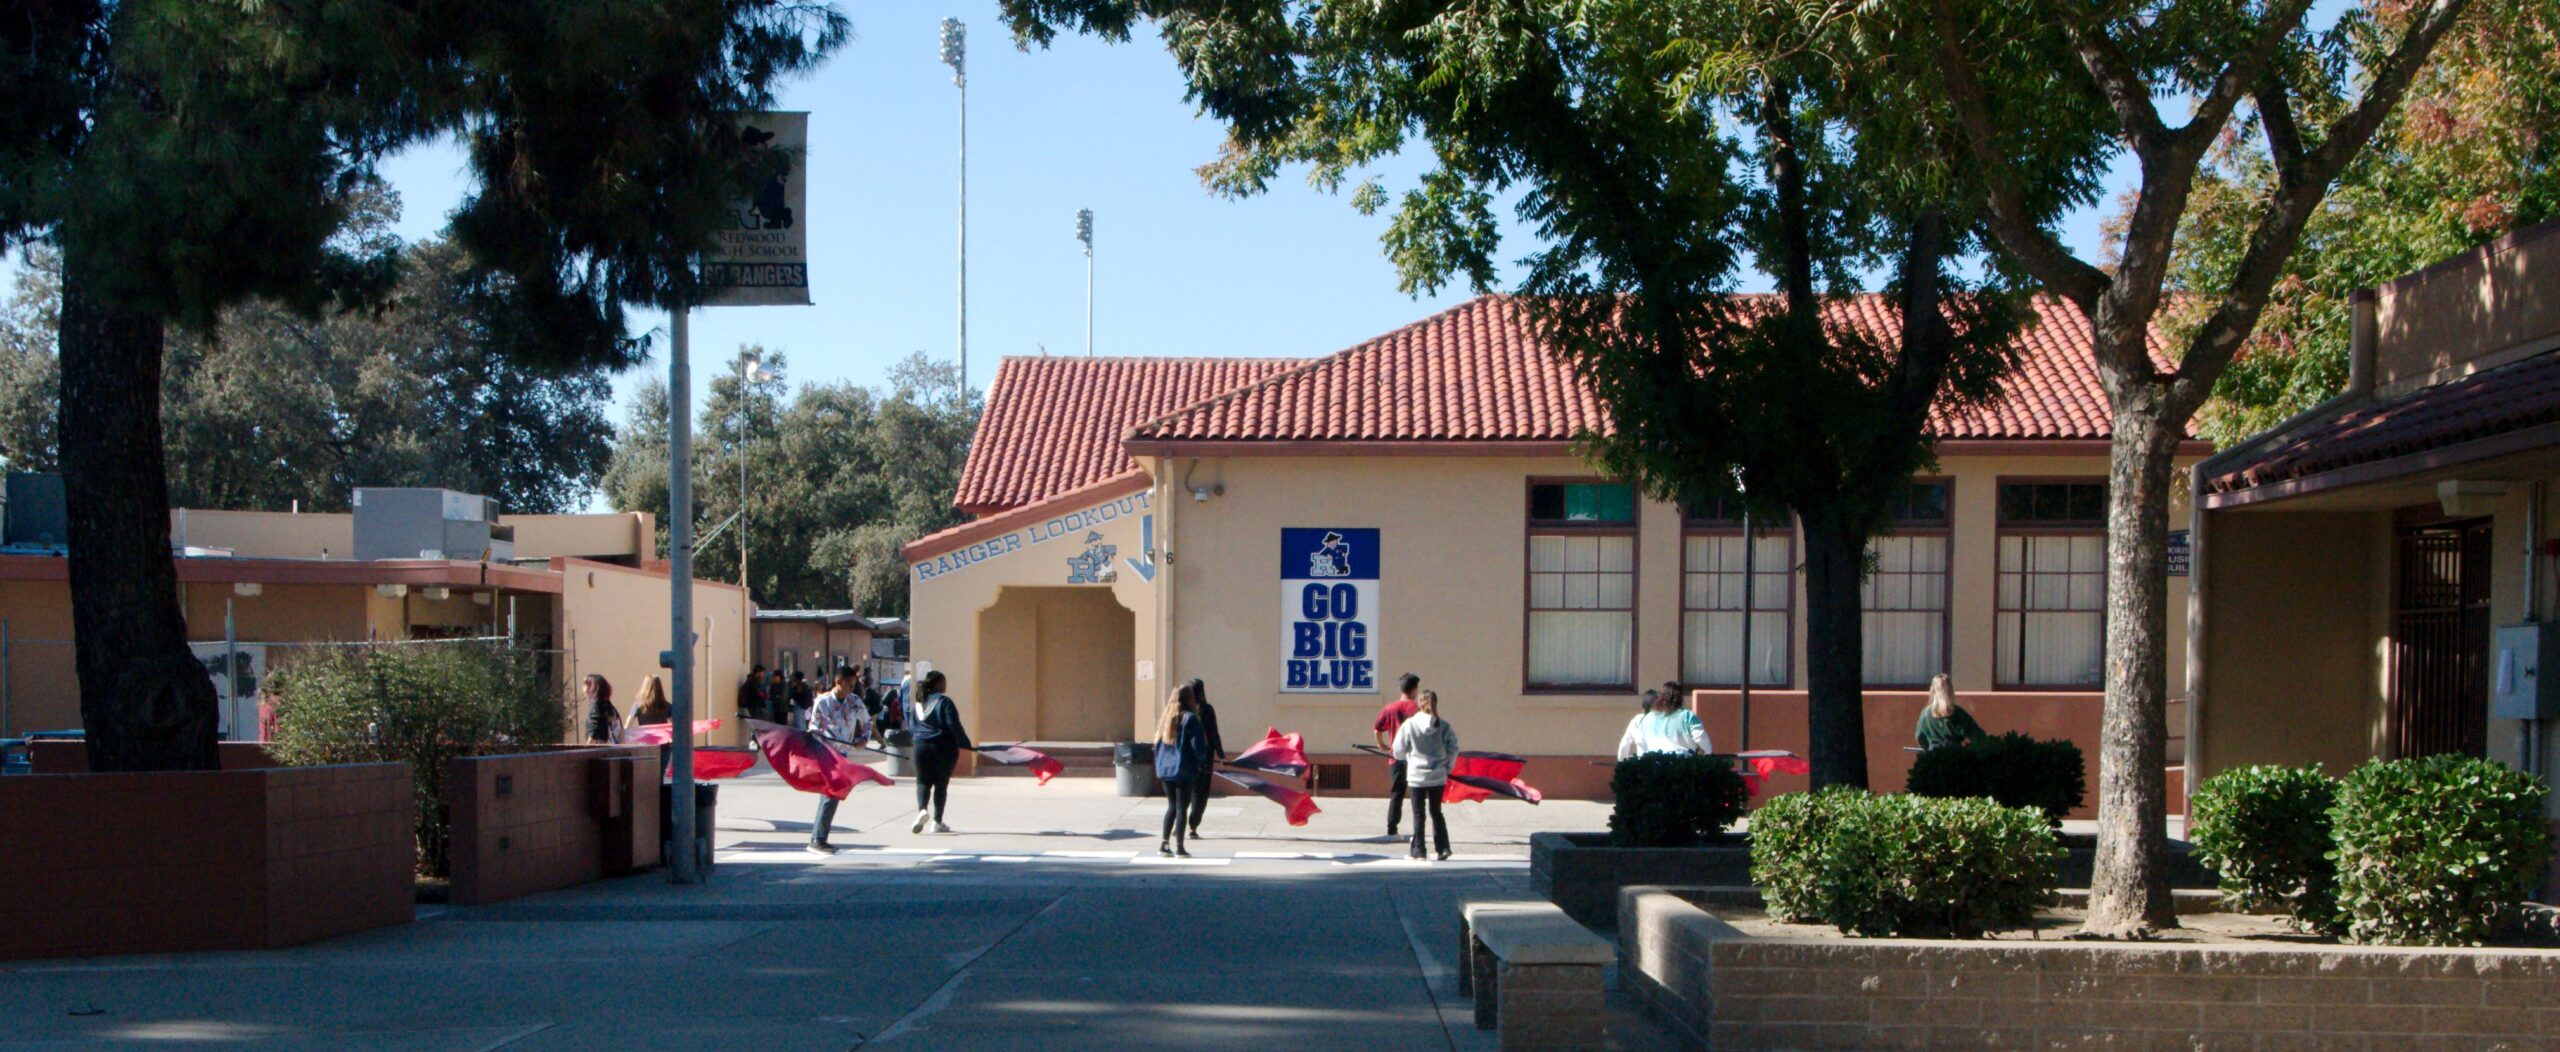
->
xmin=1461 ymin=900 xmax=1612 ymax=1052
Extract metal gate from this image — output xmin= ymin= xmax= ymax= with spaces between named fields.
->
xmin=2391 ymin=519 xmax=2493 ymax=758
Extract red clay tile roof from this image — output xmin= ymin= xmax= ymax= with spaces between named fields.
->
xmin=953 ymin=356 xmax=1302 ymax=514
xmin=2206 ymin=348 xmax=2560 ymax=495
xmin=1127 ymin=295 xmax=2141 ymax=444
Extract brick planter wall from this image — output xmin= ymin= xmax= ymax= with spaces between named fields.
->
xmin=30 ymin=739 xmax=278 ymax=774
xmin=0 ymin=764 xmax=412 ymax=960
xmin=1618 ymin=885 xmax=2560 ymax=1049
xmin=446 ymin=745 xmax=662 ymax=905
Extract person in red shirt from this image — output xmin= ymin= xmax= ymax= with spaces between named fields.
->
xmin=1372 ymin=673 xmax=1423 ymax=838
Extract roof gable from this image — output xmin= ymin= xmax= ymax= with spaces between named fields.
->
xmin=952 ymin=356 xmax=1302 ymax=514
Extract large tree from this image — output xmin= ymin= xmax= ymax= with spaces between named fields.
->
xmin=1004 ymin=0 xmax=2094 ymax=788
xmin=0 ymin=1 xmax=845 ymax=771
xmin=603 ymin=350 xmax=974 ymax=614
xmin=0 ymin=209 xmax=618 ymax=514
xmin=1921 ymin=0 xmax=2483 ymax=933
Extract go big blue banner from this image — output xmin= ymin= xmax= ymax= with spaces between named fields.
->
xmin=1280 ymin=528 xmax=1379 ymax=693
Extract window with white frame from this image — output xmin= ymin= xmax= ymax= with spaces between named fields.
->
xmin=1681 ymin=496 xmax=1792 ymax=687
xmin=1995 ymin=481 xmax=2107 ymax=688
xmin=1863 ymin=481 xmax=1952 ymax=687
xmin=1526 ymin=482 xmax=1637 ymax=689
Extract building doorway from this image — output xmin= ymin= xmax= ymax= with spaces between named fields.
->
xmin=2391 ymin=518 xmax=2493 ymax=758
xmin=974 ymin=587 xmax=1135 ymax=743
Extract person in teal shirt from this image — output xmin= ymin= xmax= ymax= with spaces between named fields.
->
xmin=1914 ymin=674 xmax=1986 ymax=750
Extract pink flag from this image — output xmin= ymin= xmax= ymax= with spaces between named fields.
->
xmin=1215 ymin=769 xmax=1322 ymax=826
xmin=1444 ymin=752 xmax=1543 ymax=805
xmin=1227 ymin=727 xmax=1311 ymax=778
xmin=977 ymin=744 xmax=1066 ymax=785
xmin=751 ymin=720 xmax=891 ymax=800
xmin=622 ymin=718 xmax=723 ymax=746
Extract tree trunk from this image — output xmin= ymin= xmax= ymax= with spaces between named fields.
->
xmin=1801 ymin=516 xmax=1870 ymax=791
xmin=58 ymin=243 xmax=219 ymax=772
xmin=2082 ymin=391 xmax=2184 ymax=935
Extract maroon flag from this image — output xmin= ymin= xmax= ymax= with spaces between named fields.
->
xmin=751 ymin=720 xmax=891 ymax=799
xmin=1735 ymin=750 xmax=1811 ymax=797
xmin=977 ymin=744 xmax=1065 ymax=785
xmin=1215 ymin=769 xmax=1322 ymax=827
xmin=1227 ymin=727 xmax=1311 ymax=778
xmin=1444 ymin=751 xmax=1542 ymax=805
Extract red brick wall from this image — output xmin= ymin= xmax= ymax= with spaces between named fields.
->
xmin=446 ymin=746 xmax=663 ymax=906
xmin=30 ymin=740 xmax=278 ymax=774
xmin=0 ymin=763 xmax=411 ymax=960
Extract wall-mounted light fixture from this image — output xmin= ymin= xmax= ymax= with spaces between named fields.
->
xmin=374 ymin=584 xmax=408 ymax=599
xmin=2440 ymin=480 xmax=2509 ymax=518
xmin=422 ymin=586 xmax=452 ymax=602
xmin=231 ymin=583 xmax=261 ymax=597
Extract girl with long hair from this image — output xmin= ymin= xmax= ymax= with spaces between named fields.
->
xmin=1154 ymin=681 xmax=1210 ymax=857
xmin=629 ymin=676 xmax=672 ymax=726
xmin=580 ymin=674 xmax=620 ymax=744
xmin=1392 ymin=689 xmax=1459 ymax=861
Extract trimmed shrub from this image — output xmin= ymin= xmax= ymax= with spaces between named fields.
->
xmin=1904 ymin=731 xmax=2086 ymax=822
xmin=1748 ymin=787 xmax=1869 ymax=922
xmin=268 ymin=640 xmax=564 ymax=876
xmin=2331 ymin=754 xmax=2551 ymax=946
xmin=2188 ymin=764 xmax=2340 ymax=932
xmin=1608 ymin=752 xmax=1751 ymax=847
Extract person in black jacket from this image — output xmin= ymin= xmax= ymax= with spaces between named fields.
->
xmin=740 ymin=665 xmax=768 ymax=724
xmin=906 ymin=670 xmax=972 ymax=834
xmin=1155 ymin=681 xmax=1210 ymax=858
xmin=1183 ymin=678 xmax=1226 ymax=839
xmin=580 ymin=674 xmax=620 ymax=744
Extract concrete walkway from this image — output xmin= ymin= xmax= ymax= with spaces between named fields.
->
xmin=0 ymin=774 xmax=1689 ymax=1050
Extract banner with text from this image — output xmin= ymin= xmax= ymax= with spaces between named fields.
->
xmin=1281 ymin=528 xmax=1378 ymax=694
xmin=704 ymin=112 xmax=810 ymax=306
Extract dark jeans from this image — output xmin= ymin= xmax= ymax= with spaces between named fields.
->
xmin=1407 ymin=784 xmax=1448 ymax=858
xmin=915 ymin=747 xmax=957 ymax=821
xmin=811 ymin=794 xmax=839 ymax=847
xmin=1162 ymin=778 xmax=1196 ymax=846
xmin=1386 ymin=760 xmax=1409 ymax=834
xmin=1185 ymin=770 xmax=1214 ymax=833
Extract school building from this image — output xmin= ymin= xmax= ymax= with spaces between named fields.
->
xmin=905 ymin=296 xmax=2208 ymax=799
xmin=0 ymin=488 xmax=755 ymax=746
xmin=2190 ymin=217 xmax=2560 ymax=813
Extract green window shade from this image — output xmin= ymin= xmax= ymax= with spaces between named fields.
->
xmin=1533 ymin=482 xmax=1636 ymax=524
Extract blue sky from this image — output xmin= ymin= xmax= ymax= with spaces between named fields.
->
xmin=370 ymin=1 xmax=2131 ymax=431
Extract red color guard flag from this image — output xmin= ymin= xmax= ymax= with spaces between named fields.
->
xmin=1443 ymin=751 xmax=1543 ymax=805
xmin=1735 ymin=750 xmax=1811 ymax=796
xmin=976 ymin=744 xmax=1066 ymax=785
xmin=1215 ymin=769 xmax=1322 ymax=826
xmin=621 ymin=718 xmax=724 ymax=746
xmin=751 ymin=720 xmax=891 ymax=799
xmin=684 ymin=747 xmax=761 ymax=780
xmin=1227 ymin=727 xmax=1312 ymax=778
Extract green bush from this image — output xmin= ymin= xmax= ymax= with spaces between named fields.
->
xmin=267 ymin=640 xmax=564 ymax=876
xmin=1750 ymin=789 xmax=2061 ymax=937
xmin=1904 ymin=731 xmax=2086 ymax=822
xmin=2188 ymin=764 xmax=2340 ymax=932
xmin=2331 ymin=754 xmax=2551 ymax=946
xmin=1748 ymin=787 xmax=1868 ymax=922
xmin=1608 ymin=752 xmax=1751 ymax=847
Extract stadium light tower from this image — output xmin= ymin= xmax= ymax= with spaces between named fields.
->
xmin=1076 ymin=208 xmax=1094 ymax=357
xmin=940 ymin=18 xmax=968 ymax=405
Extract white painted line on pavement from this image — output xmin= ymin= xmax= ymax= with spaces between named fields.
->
xmin=1041 ymin=850 xmax=1139 ymax=860
xmin=1234 ymin=851 xmax=1339 ymax=860
xmin=976 ymin=855 xmax=1037 ymax=862
xmin=1129 ymin=856 xmax=1232 ymax=866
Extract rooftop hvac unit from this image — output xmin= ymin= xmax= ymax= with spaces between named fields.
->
xmin=352 ymin=487 xmax=515 ymax=563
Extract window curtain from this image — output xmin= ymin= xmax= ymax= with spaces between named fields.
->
xmin=1680 ymin=534 xmax=1788 ymax=686
xmin=1995 ymin=534 xmax=2104 ymax=686
xmin=1862 ymin=535 xmax=1948 ymax=685
xmin=1528 ymin=534 xmax=1635 ymax=685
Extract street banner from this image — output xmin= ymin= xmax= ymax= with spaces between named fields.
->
xmin=703 ymin=111 xmax=809 ymax=306
xmin=1280 ymin=527 xmax=1378 ymax=694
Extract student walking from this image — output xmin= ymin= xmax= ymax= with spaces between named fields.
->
xmin=1155 ymin=681 xmax=1211 ymax=857
xmin=1183 ymin=679 xmax=1226 ymax=839
xmin=1393 ymin=689 xmax=1458 ymax=861
xmin=805 ymin=670 xmax=875 ymax=854
xmin=906 ymin=671 xmax=972 ymax=833
xmin=1372 ymin=673 xmax=1423 ymax=837
xmin=629 ymin=675 xmax=672 ymax=726
xmin=1616 ymin=689 xmax=1712 ymax=759
xmin=580 ymin=674 xmax=621 ymax=745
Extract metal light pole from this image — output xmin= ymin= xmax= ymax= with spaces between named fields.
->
xmin=737 ymin=352 xmax=776 ymax=596
xmin=941 ymin=19 xmax=968 ymax=405
xmin=1075 ymin=209 xmax=1094 ymax=357
xmin=668 ymin=308 xmax=700 ymax=885
xmin=1735 ymin=466 xmax=1754 ymax=752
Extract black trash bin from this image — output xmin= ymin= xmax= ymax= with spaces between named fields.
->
xmin=1113 ymin=741 xmax=1159 ymax=798
xmin=882 ymin=729 xmax=915 ymax=777
xmin=659 ymin=781 xmax=718 ymax=874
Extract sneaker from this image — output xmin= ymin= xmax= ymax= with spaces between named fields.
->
xmin=929 ymin=821 xmax=952 ymax=834
xmin=1187 ymin=826 xmax=1203 ymax=839
xmin=910 ymin=810 xmax=930 ymax=834
xmin=1160 ymin=841 xmax=1174 ymax=857
xmin=1437 ymin=850 xmax=1452 ymax=862
xmin=805 ymin=842 xmax=837 ymax=856
xmin=1175 ymin=845 xmax=1191 ymax=859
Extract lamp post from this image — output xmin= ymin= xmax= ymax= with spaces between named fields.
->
xmin=1075 ymin=208 xmax=1093 ymax=357
xmin=737 ymin=353 xmax=777 ymax=597
xmin=940 ymin=18 xmax=968 ymax=406
xmin=1735 ymin=465 xmax=1754 ymax=752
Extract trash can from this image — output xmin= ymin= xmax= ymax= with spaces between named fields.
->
xmin=659 ymin=781 xmax=718 ymax=874
xmin=1113 ymin=741 xmax=1158 ymax=798
xmin=882 ymin=729 xmax=915 ymax=777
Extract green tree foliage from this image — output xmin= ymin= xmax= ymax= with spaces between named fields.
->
xmin=603 ymin=351 xmax=974 ymax=615
xmin=0 ymin=203 xmax=615 ymax=513
xmin=0 ymin=0 xmax=845 ymax=770
xmin=2168 ymin=0 xmax=2560 ymax=443
xmin=1002 ymin=0 xmax=2100 ymax=790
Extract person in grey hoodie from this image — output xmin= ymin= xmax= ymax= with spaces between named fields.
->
xmin=1390 ymin=689 xmax=1458 ymax=861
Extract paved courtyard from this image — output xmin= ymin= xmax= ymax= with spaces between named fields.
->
xmin=0 ymin=773 xmax=1688 ymax=1050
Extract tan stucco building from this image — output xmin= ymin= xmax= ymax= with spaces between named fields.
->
xmin=2191 ymin=218 xmax=2560 ymax=814
xmin=908 ymin=298 xmax=2205 ymax=803
xmin=0 ymin=499 xmax=753 ymax=746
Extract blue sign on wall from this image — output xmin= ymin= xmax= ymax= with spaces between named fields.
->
xmin=1280 ymin=528 xmax=1379 ymax=693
